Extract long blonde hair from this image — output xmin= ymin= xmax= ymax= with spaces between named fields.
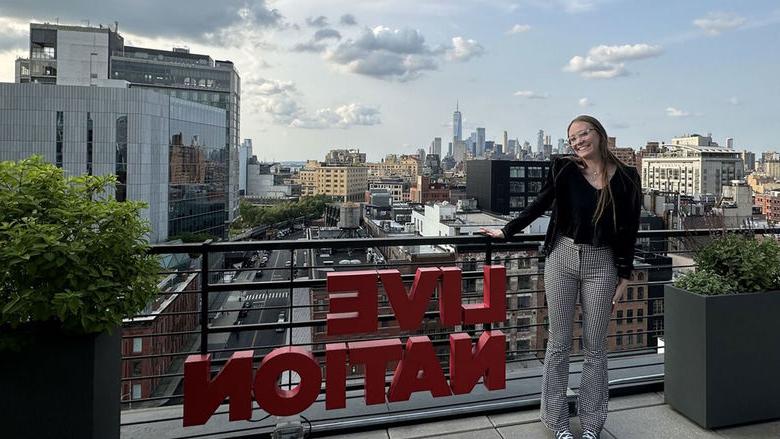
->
xmin=566 ymin=115 xmax=627 ymax=228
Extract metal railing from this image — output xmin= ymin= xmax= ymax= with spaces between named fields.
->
xmin=119 ymin=227 xmax=779 ymax=437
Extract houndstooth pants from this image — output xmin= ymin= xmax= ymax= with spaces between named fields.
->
xmin=540 ymin=235 xmax=618 ymax=433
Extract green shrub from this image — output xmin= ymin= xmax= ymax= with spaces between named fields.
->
xmin=0 ymin=156 xmax=159 ymax=348
xmin=675 ymin=233 xmax=780 ymax=295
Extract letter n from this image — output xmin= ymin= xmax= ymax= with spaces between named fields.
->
xmin=183 ymin=351 xmax=253 ymax=426
xmin=449 ymin=331 xmax=506 ymax=394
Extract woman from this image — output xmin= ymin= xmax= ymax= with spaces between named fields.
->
xmin=481 ymin=115 xmax=641 ymax=439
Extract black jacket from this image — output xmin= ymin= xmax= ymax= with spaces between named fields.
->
xmin=501 ymin=157 xmax=642 ymax=279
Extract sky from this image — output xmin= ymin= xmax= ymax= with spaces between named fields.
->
xmin=1 ymin=0 xmax=779 ymax=161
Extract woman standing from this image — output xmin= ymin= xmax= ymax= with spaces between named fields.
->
xmin=481 ymin=115 xmax=641 ymax=439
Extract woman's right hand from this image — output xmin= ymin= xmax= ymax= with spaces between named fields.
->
xmin=479 ymin=228 xmax=505 ymax=239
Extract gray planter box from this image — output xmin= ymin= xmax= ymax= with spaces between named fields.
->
xmin=0 ymin=328 xmax=120 ymax=439
xmin=664 ymin=285 xmax=780 ymax=428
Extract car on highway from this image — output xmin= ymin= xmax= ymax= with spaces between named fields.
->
xmin=239 ymin=301 xmax=252 ymax=318
xmin=275 ymin=312 xmax=286 ymax=333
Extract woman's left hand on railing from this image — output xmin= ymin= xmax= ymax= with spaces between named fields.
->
xmin=479 ymin=227 xmax=505 ymax=239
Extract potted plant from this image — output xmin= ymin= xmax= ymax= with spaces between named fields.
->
xmin=664 ymin=232 xmax=780 ymax=429
xmin=0 ymin=157 xmax=159 ymax=439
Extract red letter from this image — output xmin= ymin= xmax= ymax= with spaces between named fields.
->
xmin=348 ymin=339 xmax=403 ymax=405
xmin=379 ymin=268 xmax=441 ymax=331
xmin=462 ymin=266 xmax=506 ymax=325
xmin=449 ymin=331 xmax=506 ymax=394
xmin=388 ymin=336 xmax=451 ymax=402
xmin=439 ymin=267 xmax=463 ymax=326
xmin=325 ymin=343 xmax=347 ymax=410
xmin=183 ymin=351 xmax=253 ymax=426
xmin=253 ymin=347 xmax=321 ymax=416
xmin=327 ymin=271 xmax=378 ymax=335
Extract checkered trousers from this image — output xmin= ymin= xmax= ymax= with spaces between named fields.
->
xmin=540 ymin=234 xmax=618 ymax=433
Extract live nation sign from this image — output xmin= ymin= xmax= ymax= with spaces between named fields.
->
xmin=182 ymin=265 xmax=507 ymax=426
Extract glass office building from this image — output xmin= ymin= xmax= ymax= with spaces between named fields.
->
xmin=14 ymin=23 xmax=241 ymax=238
xmin=0 ymin=83 xmax=226 ymax=243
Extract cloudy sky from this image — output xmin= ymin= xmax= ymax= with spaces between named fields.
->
xmin=1 ymin=0 xmax=779 ymax=160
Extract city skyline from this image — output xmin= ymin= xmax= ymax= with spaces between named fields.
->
xmin=1 ymin=1 xmax=778 ymax=160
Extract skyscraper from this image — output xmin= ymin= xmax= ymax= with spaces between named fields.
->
xmin=430 ymin=137 xmax=442 ymax=157
xmin=503 ymin=131 xmax=509 ymax=156
xmin=239 ymin=139 xmax=253 ymax=194
xmin=537 ymin=130 xmax=545 ymax=154
xmin=453 ymin=102 xmax=462 ymax=143
xmin=476 ymin=127 xmax=486 ymax=157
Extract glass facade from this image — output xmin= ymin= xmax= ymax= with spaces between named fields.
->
xmin=111 ymin=52 xmax=240 ymax=223
xmin=0 ymin=84 xmax=226 ymax=243
xmin=55 ymin=111 xmax=63 ymax=168
xmin=167 ymin=100 xmax=228 ymax=239
xmin=115 ymin=115 xmax=128 ymax=202
xmin=86 ymin=112 xmax=93 ymax=175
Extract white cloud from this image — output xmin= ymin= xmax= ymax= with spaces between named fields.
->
xmin=564 ymin=43 xmax=662 ymax=79
xmin=507 ymin=24 xmax=531 ymax=35
xmin=445 ymin=36 xmax=485 ymax=62
xmin=251 ymin=78 xmax=297 ymax=95
xmin=587 ymin=44 xmax=663 ymax=62
xmin=728 ymin=96 xmax=741 ymax=105
xmin=326 ymin=27 xmax=482 ymax=81
xmin=693 ymin=12 xmax=746 ymax=35
xmin=578 ymin=97 xmax=592 ymax=107
xmin=666 ymin=107 xmax=691 ymax=117
xmin=326 ymin=26 xmax=436 ymax=80
xmin=290 ymin=103 xmax=381 ymax=129
xmin=514 ymin=90 xmax=549 ymax=99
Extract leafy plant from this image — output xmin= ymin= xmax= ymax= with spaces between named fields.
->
xmin=675 ymin=233 xmax=780 ymax=295
xmin=0 ymin=156 xmax=159 ymax=348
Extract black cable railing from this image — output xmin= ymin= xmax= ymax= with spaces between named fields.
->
xmin=119 ymin=227 xmax=780 ymax=436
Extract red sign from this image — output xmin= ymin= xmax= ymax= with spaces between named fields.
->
xmin=183 ymin=265 xmax=507 ymax=426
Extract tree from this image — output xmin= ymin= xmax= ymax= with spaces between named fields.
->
xmin=0 ymin=157 xmax=159 ymax=348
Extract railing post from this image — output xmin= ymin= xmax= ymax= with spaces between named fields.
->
xmin=288 ymin=247 xmax=296 ymax=390
xmin=200 ymin=239 xmax=213 ymax=355
xmin=484 ymin=238 xmax=493 ymax=332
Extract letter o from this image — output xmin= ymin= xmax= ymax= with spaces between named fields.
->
xmin=253 ymin=347 xmax=322 ymax=416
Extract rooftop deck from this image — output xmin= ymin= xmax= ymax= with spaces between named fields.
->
xmin=114 ymin=229 xmax=780 ymax=438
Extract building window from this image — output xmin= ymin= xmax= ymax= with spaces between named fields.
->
xmin=131 ymin=360 xmax=142 ymax=377
xmin=132 ymin=338 xmax=143 ymax=353
xmin=509 ymin=181 xmax=525 ymax=193
xmin=626 ymin=287 xmax=633 ymax=301
xmin=509 ymin=196 xmax=525 ymax=208
xmin=637 ymin=332 xmax=644 ymax=344
xmin=132 ymin=384 xmax=142 ymax=400
xmin=115 ymin=115 xmax=128 ymax=202
xmin=86 ymin=113 xmax=93 ymax=176
xmin=616 ymin=310 xmax=623 ymax=325
xmin=626 ymin=330 xmax=633 ymax=345
xmin=627 ymin=309 xmax=634 ymax=324
xmin=637 ymin=308 xmax=644 ymax=323
xmin=509 ymin=166 xmax=524 ymax=178
xmin=637 ymin=287 xmax=644 ymax=300
xmin=55 ymin=111 xmax=63 ymax=168
xmin=616 ymin=331 xmax=623 ymax=346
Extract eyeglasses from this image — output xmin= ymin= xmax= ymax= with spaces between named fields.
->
xmin=568 ymin=128 xmax=595 ymax=145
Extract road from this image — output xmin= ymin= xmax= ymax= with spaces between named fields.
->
xmin=218 ymin=230 xmax=307 ymax=359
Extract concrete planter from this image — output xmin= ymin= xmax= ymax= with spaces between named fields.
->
xmin=0 ymin=327 xmax=121 ymax=439
xmin=664 ymin=285 xmax=780 ymax=428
